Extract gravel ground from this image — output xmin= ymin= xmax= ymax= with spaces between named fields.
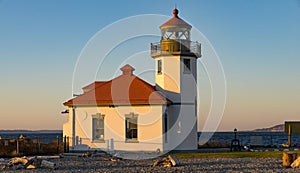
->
xmin=2 ymin=156 xmax=300 ymax=173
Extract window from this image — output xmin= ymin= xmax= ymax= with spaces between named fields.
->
xmin=92 ymin=113 xmax=104 ymax=142
xmin=183 ymin=58 xmax=191 ymax=72
xmin=157 ymin=59 xmax=162 ymax=74
xmin=125 ymin=113 xmax=138 ymax=141
xmin=164 ymin=113 xmax=168 ymax=142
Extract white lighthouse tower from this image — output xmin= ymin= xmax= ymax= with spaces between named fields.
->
xmin=151 ymin=8 xmax=201 ymax=151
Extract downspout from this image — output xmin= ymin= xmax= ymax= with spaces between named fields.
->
xmin=72 ymin=106 xmax=76 ymax=147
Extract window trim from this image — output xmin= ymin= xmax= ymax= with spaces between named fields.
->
xmin=92 ymin=113 xmax=105 ymax=142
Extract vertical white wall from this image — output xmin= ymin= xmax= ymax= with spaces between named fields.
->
xmin=156 ymin=55 xmax=198 ymax=151
xmin=64 ymin=105 xmax=165 ymax=152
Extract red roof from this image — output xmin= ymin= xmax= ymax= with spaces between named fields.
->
xmin=82 ymin=82 xmax=107 ymax=93
xmin=64 ymin=64 xmax=168 ymax=106
xmin=160 ymin=8 xmax=192 ymax=29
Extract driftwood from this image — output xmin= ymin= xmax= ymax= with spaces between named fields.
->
xmin=61 ymin=152 xmax=105 ymax=158
xmin=153 ymin=155 xmax=179 ymax=167
xmin=168 ymin=155 xmax=179 ymax=166
xmin=163 ymin=160 xmax=172 ymax=168
xmin=1 ymin=156 xmax=58 ymax=170
xmin=36 ymin=155 xmax=61 ymax=159
xmin=153 ymin=159 xmax=165 ymax=167
xmin=60 ymin=152 xmax=122 ymax=162
xmin=60 ymin=153 xmax=83 ymax=157
xmin=291 ymin=157 xmax=300 ymax=168
xmin=8 ymin=157 xmax=28 ymax=165
xmin=283 ymin=152 xmax=297 ymax=168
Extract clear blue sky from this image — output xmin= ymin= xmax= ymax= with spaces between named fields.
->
xmin=0 ymin=0 xmax=299 ymax=131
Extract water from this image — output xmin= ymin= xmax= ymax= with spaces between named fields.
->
xmin=0 ymin=132 xmax=62 ymax=139
xmin=1 ymin=132 xmax=299 ymax=147
xmin=198 ymin=132 xmax=300 ymax=147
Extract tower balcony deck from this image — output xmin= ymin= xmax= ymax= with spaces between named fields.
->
xmin=150 ymin=40 xmax=201 ymax=58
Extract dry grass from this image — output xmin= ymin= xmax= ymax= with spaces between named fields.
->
xmin=172 ymin=150 xmax=300 ymax=158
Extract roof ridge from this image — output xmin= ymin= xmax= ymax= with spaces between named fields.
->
xmin=64 ymin=70 xmax=169 ymax=106
xmin=82 ymin=81 xmax=107 ymax=90
xmin=82 ymin=74 xmax=126 ymax=93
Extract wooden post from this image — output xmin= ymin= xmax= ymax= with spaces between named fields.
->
xmin=56 ymin=136 xmax=59 ymax=154
xmin=64 ymin=136 xmax=67 ymax=153
xmin=38 ymin=138 xmax=40 ymax=154
xmin=283 ymin=152 xmax=297 ymax=167
xmin=288 ymin=125 xmax=291 ymax=147
xmin=16 ymin=139 xmax=19 ymax=155
xmin=67 ymin=136 xmax=69 ymax=153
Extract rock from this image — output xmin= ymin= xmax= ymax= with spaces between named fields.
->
xmin=15 ymin=164 xmax=24 ymax=170
xmin=40 ymin=160 xmax=56 ymax=169
xmin=79 ymin=153 xmax=92 ymax=157
xmin=291 ymin=157 xmax=300 ymax=168
xmin=168 ymin=155 xmax=179 ymax=166
xmin=111 ymin=152 xmax=122 ymax=161
xmin=26 ymin=165 xmax=36 ymax=169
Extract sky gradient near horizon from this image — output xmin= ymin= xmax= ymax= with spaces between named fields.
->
xmin=0 ymin=0 xmax=299 ymax=131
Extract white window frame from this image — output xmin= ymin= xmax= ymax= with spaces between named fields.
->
xmin=92 ymin=113 xmax=105 ymax=143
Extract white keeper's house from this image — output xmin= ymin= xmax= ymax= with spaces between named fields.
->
xmin=63 ymin=8 xmax=201 ymax=152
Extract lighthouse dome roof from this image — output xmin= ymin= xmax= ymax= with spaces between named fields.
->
xmin=160 ymin=8 xmax=192 ymax=29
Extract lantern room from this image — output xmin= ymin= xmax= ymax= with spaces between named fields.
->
xmin=160 ymin=8 xmax=191 ymax=41
xmin=151 ymin=8 xmax=201 ymax=58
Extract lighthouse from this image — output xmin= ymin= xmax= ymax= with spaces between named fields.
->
xmin=63 ymin=8 xmax=201 ymax=154
xmin=151 ymin=8 xmax=201 ymax=150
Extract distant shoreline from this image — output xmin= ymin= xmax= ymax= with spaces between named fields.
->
xmin=0 ymin=124 xmax=284 ymax=134
xmin=0 ymin=130 xmax=62 ymax=134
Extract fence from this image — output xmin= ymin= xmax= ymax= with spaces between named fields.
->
xmin=198 ymin=132 xmax=300 ymax=148
xmin=0 ymin=136 xmax=69 ymax=157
